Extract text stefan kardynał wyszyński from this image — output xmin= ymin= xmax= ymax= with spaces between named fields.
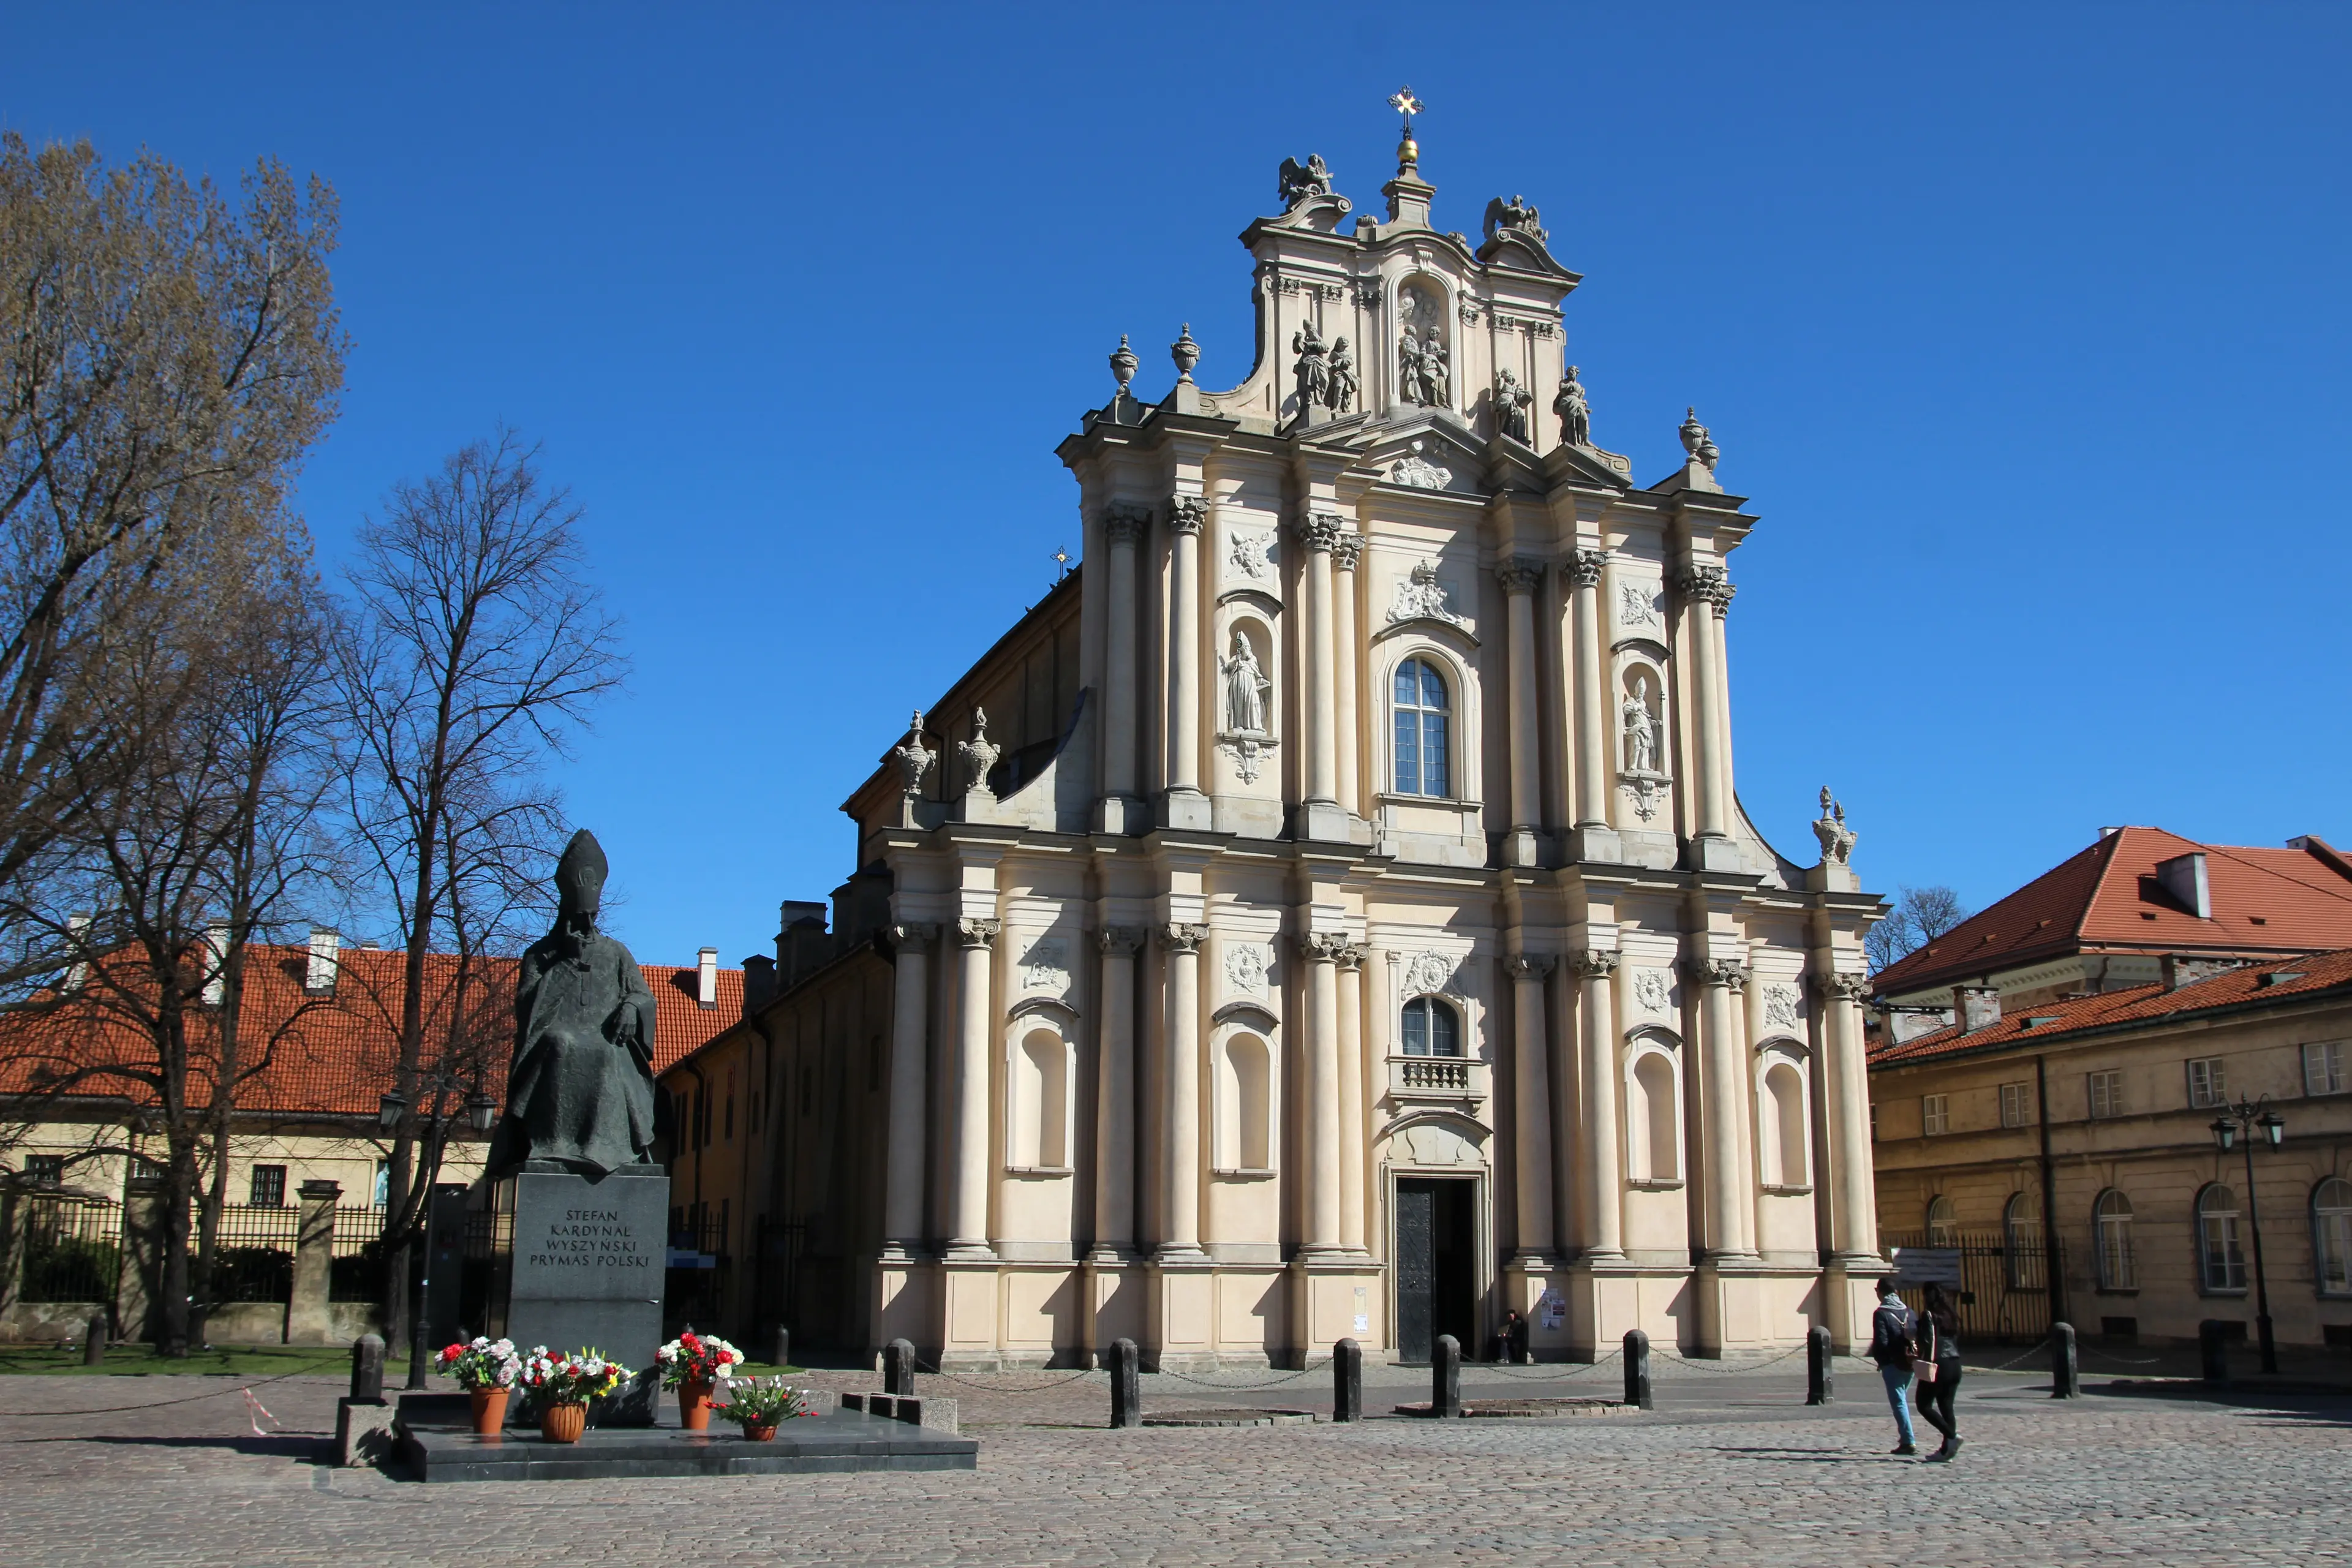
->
xmin=526 ymin=1207 xmax=654 ymax=1268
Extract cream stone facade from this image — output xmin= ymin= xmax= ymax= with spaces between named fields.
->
xmin=680 ymin=123 xmax=1885 ymax=1370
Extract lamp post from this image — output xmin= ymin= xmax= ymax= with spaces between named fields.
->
xmin=379 ymin=1075 xmax=499 ymax=1387
xmin=2209 ymin=1095 xmax=2285 ymax=1374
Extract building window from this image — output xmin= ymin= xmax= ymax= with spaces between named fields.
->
xmin=247 ymin=1164 xmax=287 ymax=1208
xmin=1925 ymin=1195 xmax=1958 ymax=1245
xmin=1999 ymin=1082 xmax=2032 ymax=1129
xmin=1400 ymin=995 xmax=1461 ymax=1057
xmin=2087 ymin=1069 xmax=2123 ymax=1120
xmin=1391 ymin=657 xmax=1451 ymax=797
xmin=24 ymin=1153 xmax=64 ymax=1188
xmin=2197 ymin=1183 xmax=2247 ymax=1291
xmin=1215 ymin=1032 xmax=1273 ymax=1172
xmin=2004 ymin=1193 xmax=2045 ymax=1289
xmin=1626 ymin=1046 xmax=1681 ymax=1183
xmin=2313 ymin=1177 xmax=2352 ymax=1296
xmin=1921 ymin=1094 xmax=1949 ymax=1136
xmin=2304 ymin=1042 xmax=2347 ymax=1098
xmin=2095 ymin=1189 xmax=2137 ymax=1289
xmin=2187 ymin=1057 xmax=2228 ymax=1109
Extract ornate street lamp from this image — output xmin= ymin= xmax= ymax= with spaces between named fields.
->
xmin=2210 ymin=1095 xmax=2284 ymax=1373
xmin=378 ymin=1072 xmax=498 ymax=1387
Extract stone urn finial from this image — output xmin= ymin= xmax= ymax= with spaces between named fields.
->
xmin=1170 ymin=323 xmax=1200 ymax=383
xmin=1679 ymin=406 xmax=1707 ymax=459
xmin=1109 ymin=334 xmax=1139 ymax=396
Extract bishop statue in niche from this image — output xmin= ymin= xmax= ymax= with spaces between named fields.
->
xmin=1621 ymin=681 xmax=1666 ymax=777
xmin=1221 ymin=632 xmax=1272 ymax=736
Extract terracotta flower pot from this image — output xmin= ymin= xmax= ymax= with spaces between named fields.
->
xmin=742 ymin=1422 xmax=777 ymax=1442
xmin=678 ymin=1378 xmax=714 ymax=1431
xmin=540 ymin=1402 xmax=587 ymax=1444
xmin=469 ymin=1386 xmax=510 ymax=1435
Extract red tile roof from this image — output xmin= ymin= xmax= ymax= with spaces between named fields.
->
xmin=0 ymin=943 xmax=742 ymax=1119
xmin=1871 ymin=827 xmax=2352 ymax=997
xmin=1869 ymin=948 xmax=2352 ymax=1068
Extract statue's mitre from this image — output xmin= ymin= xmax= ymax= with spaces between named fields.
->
xmin=554 ymin=829 xmax=609 ymax=901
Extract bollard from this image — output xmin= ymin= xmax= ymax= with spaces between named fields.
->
xmin=1806 ymin=1324 xmax=1832 ymax=1405
xmin=1623 ymin=1329 xmax=1653 ymax=1411
xmin=350 ymin=1333 xmax=386 ymax=1403
xmin=1432 ymin=1333 xmax=1462 ymax=1418
xmin=1333 ymin=1338 xmax=1363 ymax=1423
xmin=83 ymin=1313 xmax=107 ymax=1366
xmin=1108 ymin=1337 xmax=1142 ymax=1429
xmin=771 ymin=1324 xmax=791 ymax=1371
xmin=2198 ymin=1320 xmax=2229 ymax=1384
xmin=884 ymin=1337 xmax=917 ymax=1397
xmin=2050 ymin=1322 xmax=2080 ymax=1399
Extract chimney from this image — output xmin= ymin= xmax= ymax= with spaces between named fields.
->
xmin=62 ymin=911 xmax=91 ymax=992
xmin=201 ymin=922 xmax=230 ymax=1006
xmin=776 ymin=900 xmax=830 ymax=987
xmin=2154 ymin=851 xmax=2211 ymax=918
xmin=304 ymin=927 xmax=340 ymax=995
xmin=696 ymin=946 xmax=719 ymax=1010
xmin=742 ymin=954 xmax=777 ymax=1014
xmin=1954 ymin=984 xmax=2001 ymax=1033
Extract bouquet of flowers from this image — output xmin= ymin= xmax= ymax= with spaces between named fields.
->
xmin=516 ymin=1346 xmax=633 ymax=1408
xmin=434 ymin=1336 xmax=521 ymax=1391
xmin=654 ymin=1328 xmax=745 ymax=1390
xmin=715 ymin=1376 xmax=816 ymax=1435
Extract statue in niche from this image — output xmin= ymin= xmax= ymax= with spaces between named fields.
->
xmin=1398 ymin=327 xmax=1427 ymax=407
xmin=1326 ymin=336 xmax=1358 ymax=412
xmin=1622 ymin=683 xmax=1664 ymax=776
xmin=1555 ymin=365 xmax=1592 ymax=448
xmin=1291 ymin=318 xmax=1330 ymax=413
xmin=1483 ymin=194 xmax=1548 ymax=244
xmin=1493 ymin=369 xmax=1532 ymax=442
xmin=1420 ymin=336 xmax=1450 ymax=406
xmin=1278 ymin=154 xmax=1334 ymax=210
xmin=1221 ymin=632 xmax=1270 ymax=736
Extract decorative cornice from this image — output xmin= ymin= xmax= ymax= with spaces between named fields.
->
xmin=1169 ymin=496 xmax=1207 ymax=536
xmin=1567 ymin=949 xmax=1621 ymax=979
xmin=889 ymin=921 xmax=940 ymax=954
xmin=1502 ymin=952 xmax=1556 ymax=982
xmin=1103 ymin=504 xmax=1151 ymax=548
xmin=1682 ymin=956 xmax=1749 ymax=992
xmin=956 ymin=918 xmax=1001 ymax=951
xmin=1160 ymin=921 xmax=1209 ymax=954
xmin=1564 ymin=548 xmax=1608 ymax=590
xmin=1295 ymin=511 xmax=1345 ymax=553
xmin=1496 ymin=556 xmax=1545 ymax=596
xmin=1098 ymin=925 xmax=1145 ymax=958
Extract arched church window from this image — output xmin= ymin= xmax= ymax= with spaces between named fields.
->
xmin=1393 ymin=658 xmax=1450 ymax=797
xmin=1400 ymin=995 xmax=1461 ymax=1058
xmin=2095 ymin=1189 xmax=2137 ymax=1289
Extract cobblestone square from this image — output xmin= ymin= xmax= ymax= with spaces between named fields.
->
xmin=3 ymin=1355 xmax=2346 ymax=1566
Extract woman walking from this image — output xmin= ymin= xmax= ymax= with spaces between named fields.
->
xmin=1913 ymin=1282 xmax=1965 ymax=1461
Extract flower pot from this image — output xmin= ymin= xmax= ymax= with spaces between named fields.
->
xmin=469 ymin=1386 xmax=510 ymax=1435
xmin=540 ymin=1402 xmax=587 ymax=1444
xmin=677 ymin=1378 xmax=714 ymax=1431
xmin=742 ymin=1422 xmax=777 ymax=1442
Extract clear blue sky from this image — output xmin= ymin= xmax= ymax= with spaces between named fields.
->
xmin=6 ymin=4 xmax=2348 ymax=966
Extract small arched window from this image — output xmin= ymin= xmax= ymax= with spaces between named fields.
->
xmin=1758 ymin=1058 xmax=1809 ymax=1188
xmin=2198 ymin=1183 xmax=2246 ymax=1291
xmin=1626 ymin=1047 xmax=1680 ymax=1183
xmin=1925 ymin=1195 xmax=1958 ymax=1246
xmin=1392 ymin=658 xmax=1450 ymax=797
xmin=2313 ymin=1177 xmax=2352 ymax=1295
xmin=2095 ymin=1189 xmax=2136 ymax=1289
xmin=2003 ymin=1193 xmax=2045 ymax=1289
xmin=1216 ymin=1033 xmax=1272 ymax=1171
xmin=1400 ymin=995 xmax=1461 ymax=1057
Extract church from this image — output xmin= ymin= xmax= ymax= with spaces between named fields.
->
xmin=664 ymin=107 xmax=1887 ymax=1368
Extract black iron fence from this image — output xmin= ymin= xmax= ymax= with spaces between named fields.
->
xmin=1885 ymin=1229 xmax=2065 ymax=1344
xmin=663 ymin=1208 xmax=731 ymax=1339
xmin=206 ymin=1204 xmax=300 ymax=1303
xmin=330 ymin=1206 xmax=390 ymax=1303
xmin=18 ymin=1194 xmax=122 ymax=1304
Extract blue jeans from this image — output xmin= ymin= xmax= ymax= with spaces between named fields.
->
xmin=1879 ymin=1363 xmax=1917 ymax=1446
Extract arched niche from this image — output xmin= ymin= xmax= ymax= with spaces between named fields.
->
xmin=1752 ymin=1038 xmax=1811 ymax=1190
xmin=1623 ymin=1028 xmax=1684 ymax=1186
xmin=1393 ymin=274 xmax=1455 ymax=412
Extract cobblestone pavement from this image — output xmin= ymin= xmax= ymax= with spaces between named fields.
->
xmin=2 ymin=1359 xmax=2346 ymax=1566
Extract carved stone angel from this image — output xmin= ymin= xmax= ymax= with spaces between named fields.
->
xmin=1277 ymin=154 xmax=1334 ymax=210
xmin=1483 ymin=194 xmax=1547 ymax=244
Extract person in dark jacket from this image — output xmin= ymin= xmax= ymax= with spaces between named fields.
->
xmin=1913 ymin=1282 xmax=1966 ymax=1461
xmin=1865 ymin=1276 xmax=1920 ymax=1455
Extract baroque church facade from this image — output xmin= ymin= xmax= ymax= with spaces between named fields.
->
xmin=689 ymin=119 xmax=1885 ymax=1368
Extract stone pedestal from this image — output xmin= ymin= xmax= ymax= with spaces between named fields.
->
xmin=284 ymin=1181 xmax=341 ymax=1344
xmin=496 ymin=1164 xmax=666 ymax=1375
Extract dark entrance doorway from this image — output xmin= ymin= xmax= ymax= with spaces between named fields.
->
xmin=1394 ymin=1177 xmax=1476 ymax=1364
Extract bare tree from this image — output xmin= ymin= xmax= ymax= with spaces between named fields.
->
xmin=336 ymin=429 xmax=624 ymax=1354
xmin=1866 ymin=884 xmax=1973 ymax=973
xmin=0 ymin=135 xmax=343 ymax=996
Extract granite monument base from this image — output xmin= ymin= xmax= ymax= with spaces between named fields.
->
xmin=497 ymin=1163 xmax=667 ymax=1424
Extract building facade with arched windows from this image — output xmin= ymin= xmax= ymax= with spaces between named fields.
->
xmin=666 ymin=129 xmax=1887 ymax=1368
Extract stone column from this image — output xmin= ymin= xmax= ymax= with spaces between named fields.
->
xmin=1335 ymin=944 xmax=1368 ymax=1254
xmin=1157 ymin=923 xmax=1208 ymax=1260
xmin=1332 ymin=532 xmax=1363 ymax=817
xmin=1099 ymin=507 xmax=1149 ymax=825
xmin=1296 ymin=513 xmax=1343 ymax=823
xmin=1504 ymin=954 xmax=1558 ymax=1262
xmin=1566 ymin=551 xmax=1611 ymax=832
xmin=1166 ymin=497 xmax=1208 ymax=824
xmin=285 ymin=1180 xmax=340 ymax=1344
xmin=883 ymin=922 xmax=938 ymax=1254
xmin=1499 ymin=559 xmax=1546 ymax=864
xmin=1690 ymin=957 xmax=1754 ymax=1259
xmin=1814 ymin=970 xmax=1879 ymax=1261
xmin=1300 ymin=932 xmax=1348 ymax=1257
xmin=1570 ymin=950 xmax=1624 ymax=1259
xmin=946 ymin=919 xmax=1000 ymax=1260
xmin=1676 ymin=564 xmax=1735 ymax=844
xmin=1091 ymin=927 xmax=1144 ymax=1259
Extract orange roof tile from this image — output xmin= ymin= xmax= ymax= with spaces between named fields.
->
xmin=1871 ymin=827 xmax=2352 ymax=997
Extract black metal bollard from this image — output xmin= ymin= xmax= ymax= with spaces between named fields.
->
xmin=1108 ymin=1337 xmax=1142 ymax=1429
xmin=1623 ymin=1329 xmax=1653 ymax=1411
xmin=884 ymin=1337 xmax=916 ymax=1396
xmin=83 ymin=1313 xmax=107 ymax=1366
xmin=1432 ymin=1333 xmax=1462 ymax=1418
xmin=350 ymin=1333 xmax=385 ymax=1403
xmin=2051 ymin=1322 xmax=2079 ymax=1399
xmin=771 ymin=1324 xmax=791 ymax=1371
xmin=2199 ymin=1320 xmax=2230 ymax=1384
xmin=1806 ymin=1323 xmax=1832 ymax=1405
xmin=1333 ymin=1338 xmax=1363 ymax=1422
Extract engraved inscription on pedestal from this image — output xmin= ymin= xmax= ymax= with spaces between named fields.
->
xmin=500 ymin=1167 xmax=668 ymax=1389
